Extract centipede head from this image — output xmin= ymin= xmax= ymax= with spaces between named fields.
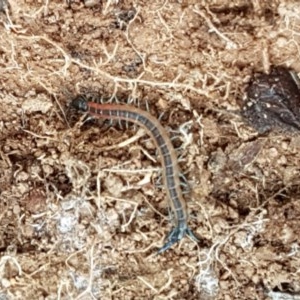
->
xmin=70 ymin=95 xmax=89 ymax=112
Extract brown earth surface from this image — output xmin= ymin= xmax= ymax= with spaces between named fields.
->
xmin=1 ymin=0 xmax=300 ymax=299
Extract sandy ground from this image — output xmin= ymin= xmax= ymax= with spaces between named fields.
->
xmin=1 ymin=0 xmax=300 ymax=299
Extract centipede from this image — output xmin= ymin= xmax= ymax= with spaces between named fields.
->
xmin=71 ymin=96 xmax=198 ymax=253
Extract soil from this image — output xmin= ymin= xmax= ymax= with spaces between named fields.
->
xmin=1 ymin=1 xmax=300 ymax=299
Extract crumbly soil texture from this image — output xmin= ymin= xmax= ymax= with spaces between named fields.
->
xmin=1 ymin=1 xmax=300 ymax=299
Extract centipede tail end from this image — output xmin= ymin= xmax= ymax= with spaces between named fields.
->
xmin=157 ymin=226 xmax=199 ymax=254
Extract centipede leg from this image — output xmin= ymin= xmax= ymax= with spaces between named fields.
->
xmin=158 ymin=112 xmax=165 ymax=122
xmin=145 ymin=99 xmax=150 ymax=112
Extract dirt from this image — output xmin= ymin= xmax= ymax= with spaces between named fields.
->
xmin=1 ymin=0 xmax=300 ymax=299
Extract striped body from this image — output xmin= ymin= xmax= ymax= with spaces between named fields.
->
xmin=71 ymin=97 xmax=198 ymax=253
